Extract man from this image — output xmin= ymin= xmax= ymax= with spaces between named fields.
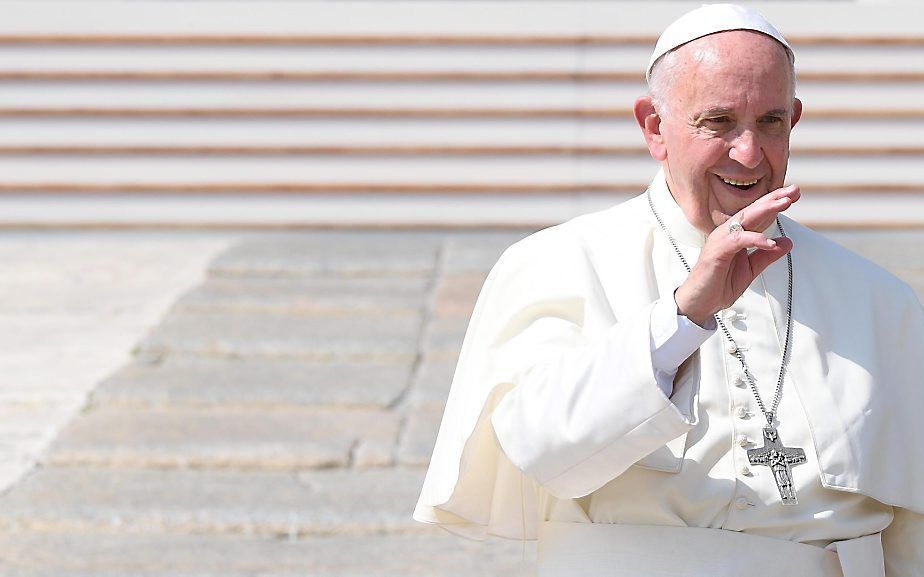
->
xmin=413 ymin=4 xmax=923 ymax=576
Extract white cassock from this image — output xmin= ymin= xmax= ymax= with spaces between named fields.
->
xmin=413 ymin=170 xmax=924 ymax=577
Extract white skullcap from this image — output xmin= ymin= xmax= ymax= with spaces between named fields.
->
xmin=646 ymin=3 xmax=793 ymax=81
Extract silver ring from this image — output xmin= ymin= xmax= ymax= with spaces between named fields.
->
xmin=728 ymin=220 xmax=744 ymax=234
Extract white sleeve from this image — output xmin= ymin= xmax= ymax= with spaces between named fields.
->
xmin=650 ymin=294 xmax=717 ymax=397
xmin=491 ymin=301 xmax=702 ymax=500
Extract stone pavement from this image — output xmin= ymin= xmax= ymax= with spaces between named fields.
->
xmin=0 ymin=232 xmax=231 ymax=495
xmin=0 ymin=228 xmax=921 ymax=576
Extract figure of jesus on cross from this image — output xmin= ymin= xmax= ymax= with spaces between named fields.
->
xmin=748 ymin=427 xmax=808 ymax=505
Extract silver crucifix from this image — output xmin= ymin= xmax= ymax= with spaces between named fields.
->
xmin=747 ymin=427 xmax=807 ymax=505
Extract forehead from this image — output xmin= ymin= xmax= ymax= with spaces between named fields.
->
xmin=670 ymin=30 xmax=793 ymax=111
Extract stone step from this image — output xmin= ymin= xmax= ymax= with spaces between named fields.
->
xmin=208 ymin=232 xmax=443 ymax=277
xmin=0 ymin=531 xmax=535 ymax=577
xmin=172 ymin=276 xmax=429 ymax=317
xmin=825 ymin=229 xmax=924 ymax=269
xmin=433 ymin=271 xmax=488 ymax=318
xmin=441 ymin=233 xmax=521 ymax=272
xmin=46 ymin=406 xmax=401 ymax=470
xmin=138 ymin=312 xmax=423 ymax=362
xmin=423 ymin=316 xmax=469 ymax=361
xmin=406 ymin=359 xmax=455 ymax=410
xmin=93 ymin=354 xmax=412 ymax=409
xmin=0 ymin=467 xmax=425 ymax=536
xmin=397 ymin=409 xmax=443 ymax=467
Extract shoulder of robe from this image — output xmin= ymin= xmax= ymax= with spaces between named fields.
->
xmin=495 ymin=195 xmax=654 ymax=285
xmin=781 ymin=215 xmax=920 ymax=309
xmin=470 ymin=196 xmax=654 ymax=342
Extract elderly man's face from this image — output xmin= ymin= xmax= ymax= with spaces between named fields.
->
xmin=637 ymin=30 xmax=802 ymax=232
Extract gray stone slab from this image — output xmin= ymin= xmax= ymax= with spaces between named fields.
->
xmin=47 ymin=407 xmax=400 ymax=470
xmin=441 ymin=232 xmax=525 ymax=272
xmin=823 ymin=229 xmax=924 ymax=271
xmin=433 ymin=271 xmax=487 ymax=318
xmin=173 ymin=276 xmax=428 ymax=317
xmin=0 ymin=467 xmax=425 ymax=536
xmin=209 ymin=233 xmax=442 ymax=277
xmin=407 ymin=360 xmax=455 ymax=410
xmin=398 ymin=409 xmax=443 ymax=467
xmin=94 ymin=355 xmax=411 ymax=409
xmin=422 ymin=317 xmax=469 ymax=361
xmin=139 ymin=313 xmax=422 ymax=362
xmin=0 ymin=531 xmax=535 ymax=577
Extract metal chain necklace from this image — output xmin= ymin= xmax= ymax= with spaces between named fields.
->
xmin=647 ymin=189 xmax=807 ymax=505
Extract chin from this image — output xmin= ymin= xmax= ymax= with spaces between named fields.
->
xmin=712 ymin=179 xmax=769 ymax=213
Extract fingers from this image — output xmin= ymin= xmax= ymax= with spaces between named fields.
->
xmin=735 ymin=185 xmax=800 ymax=232
xmin=725 ymin=230 xmax=780 ymax=253
xmin=747 ymin=236 xmax=794 ymax=277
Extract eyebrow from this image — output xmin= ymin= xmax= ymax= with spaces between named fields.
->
xmin=694 ymin=107 xmax=734 ymax=119
xmin=694 ymin=107 xmax=790 ymax=120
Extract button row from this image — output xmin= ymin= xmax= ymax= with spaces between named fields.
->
xmin=726 ymin=343 xmax=750 ymax=355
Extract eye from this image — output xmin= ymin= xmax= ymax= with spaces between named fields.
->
xmin=706 ymin=116 xmax=731 ymax=124
xmin=760 ymin=116 xmax=784 ymax=125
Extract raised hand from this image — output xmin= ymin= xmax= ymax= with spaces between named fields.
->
xmin=674 ymin=185 xmax=800 ymax=327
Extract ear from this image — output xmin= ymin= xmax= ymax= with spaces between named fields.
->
xmin=791 ymin=98 xmax=803 ymax=129
xmin=634 ymin=96 xmax=667 ymax=161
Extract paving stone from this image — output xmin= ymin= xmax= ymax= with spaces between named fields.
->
xmin=173 ymin=276 xmax=428 ymax=317
xmin=0 ymin=531 xmax=535 ymax=577
xmin=407 ymin=360 xmax=456 ymax=410
xmin=46 ymin=406 xmax=400 ymax=471
xmin=351 ymin=440 xmax=394 ymax=469
xmin=0 ymin=467 xmax=425 ymax=536
xmin=139 ymin=313 xmax=422 ymax=362
xmin=441 ymin=233 xmax=525 ymax=272
xmin=422 ymin=317 xmax=470 ymax=361
xmin=93 ymin=355 xmax=411 ymax=409
xmin=397 ymin=409 xmax=443 ymax=467
xmin=824 ymin=229 xmax=924 ymax=271
xmin=209 ymin=233 xmax=442 ymax=277
xmin=433 ymin=271 xmax=488 ymax=318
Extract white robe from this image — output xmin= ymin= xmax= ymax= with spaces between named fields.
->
xmin=413 ymin=170 xmax=924 ymax=575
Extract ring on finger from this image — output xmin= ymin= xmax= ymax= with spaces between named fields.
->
xmin=728 ymin=219 xmax=744 ymax=234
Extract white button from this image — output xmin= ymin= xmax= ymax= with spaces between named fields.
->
xmin=735 ymin=406 xmax=749 ymax=419
xmin=740 ymin=465 xmax=753 ymax=476
xmin=737 ymin=434 xmax=749 ymax=447
xmin=734 ymin=374 xmax=747 ymax=388
xmin=727 ymin=343 xmax=738 ymax=355
xmin=735 ymin=497 xmax=751 ymax=510
xmin=724 ymin=309 xmax=739 ymax=321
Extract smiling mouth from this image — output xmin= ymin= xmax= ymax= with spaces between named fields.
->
xmin=717 ymin=175 xmax=760 ymax=191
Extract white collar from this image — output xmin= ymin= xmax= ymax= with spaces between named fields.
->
xmin=647 ymin=168 xmax=708 ymax=248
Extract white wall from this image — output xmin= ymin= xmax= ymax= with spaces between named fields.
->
xmin=0 ymin=1 xmax=919 ymax=227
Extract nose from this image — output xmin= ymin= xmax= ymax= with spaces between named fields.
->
xmin=728 ymin=129 xmax=764 ymax=169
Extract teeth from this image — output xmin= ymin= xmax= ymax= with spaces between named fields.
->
xmin=721 ymin=177 xmax=759 ymax=186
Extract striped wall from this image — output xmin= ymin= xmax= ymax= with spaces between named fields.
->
xmin=0 ymin=1 xmax=921 ymax=228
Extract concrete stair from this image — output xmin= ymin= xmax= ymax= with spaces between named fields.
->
xmin=0 ymin=227 xmax=920 ymax=574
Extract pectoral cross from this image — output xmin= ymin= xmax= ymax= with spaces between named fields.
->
xmin=747 ymin=427 xmax=806 ymax=505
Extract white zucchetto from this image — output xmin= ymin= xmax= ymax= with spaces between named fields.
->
xmin=647 ymin=3 xmax=793 ymax=80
